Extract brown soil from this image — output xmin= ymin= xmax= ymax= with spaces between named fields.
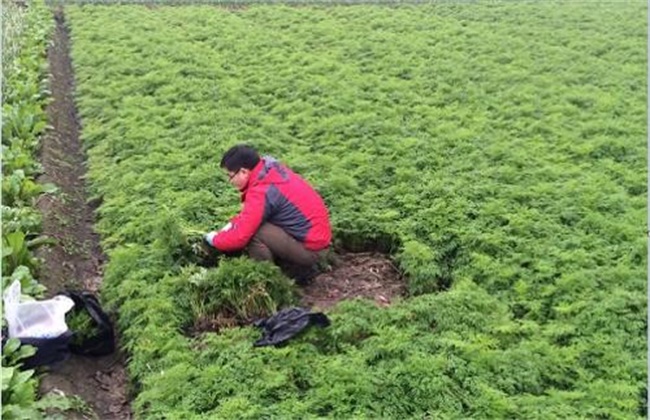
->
xmin=34 ymin=9 xmax=131 ymax=419
xmin=300 ymin=251 xmax=406 ymax=310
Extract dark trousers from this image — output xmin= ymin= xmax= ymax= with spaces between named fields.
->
xmin=248 ymin=223 xmax=326 ymax=267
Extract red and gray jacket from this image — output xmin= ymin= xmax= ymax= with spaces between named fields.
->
xmin=211 ymin=156 xmax=332 ymax=252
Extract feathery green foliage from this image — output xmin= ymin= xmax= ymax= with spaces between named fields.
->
xmin=66 ymin=3 xmax=646 ymax=418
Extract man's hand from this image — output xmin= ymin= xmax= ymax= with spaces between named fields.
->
xmin=202 ymin=223 xmax=231 ymax=250
xmin=203 ymin=231 xmax=218 ymax=248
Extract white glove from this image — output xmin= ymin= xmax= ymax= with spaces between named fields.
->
xmin=203 ymin=231 xmax=218 ymax=247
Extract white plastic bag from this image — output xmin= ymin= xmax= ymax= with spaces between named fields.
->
xmin=3 ymin=280 xmax=74 ymax=339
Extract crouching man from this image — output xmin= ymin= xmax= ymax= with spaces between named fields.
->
xmin=204 ymin=144 xmax=332 ymax=283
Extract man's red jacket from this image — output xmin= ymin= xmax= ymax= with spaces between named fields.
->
xmin=210 ymin=157 xmax=332 ymax=252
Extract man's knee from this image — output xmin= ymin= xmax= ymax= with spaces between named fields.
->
xmin=247 ymin=226 xmax=275 ymax=261
xmin=249 ymin=223 xmax=310 ymax=265
xmin=254 ymin=223 xmax=283 ymax=243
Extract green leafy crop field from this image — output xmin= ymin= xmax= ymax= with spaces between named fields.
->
xmin=66 ymin=3 xmax=646 ymax=418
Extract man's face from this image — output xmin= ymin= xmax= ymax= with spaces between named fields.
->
xmin=225 ymin=168 xmax=250 ymax=191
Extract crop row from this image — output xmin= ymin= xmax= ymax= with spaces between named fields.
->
xmin=0 ymin=1 xmax=66 ymax=418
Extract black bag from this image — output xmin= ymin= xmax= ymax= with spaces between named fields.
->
xmin=61 ymin=291 xmax=115 ymax=357
xmin=253 ymin=307 xmax=330 ymax=347
xmin=1 ymin=330 xmax=73 ymax=370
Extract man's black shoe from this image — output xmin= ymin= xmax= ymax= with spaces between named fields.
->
xmin=294 ymin=264 xmax=320 ymax=286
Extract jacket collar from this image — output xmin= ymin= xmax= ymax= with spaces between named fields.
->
xmin=239 ymin=159 xmax=265 ymax=199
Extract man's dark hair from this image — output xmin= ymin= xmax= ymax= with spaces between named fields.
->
xmin=220 ymin=144 xmax=261 ymax=172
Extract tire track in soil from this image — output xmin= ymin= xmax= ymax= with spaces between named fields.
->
xmin=35 ymin=9 xmax=131 ymax=419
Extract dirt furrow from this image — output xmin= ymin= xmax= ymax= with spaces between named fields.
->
xmin=35 ymin=9 xmax=131 ymax=419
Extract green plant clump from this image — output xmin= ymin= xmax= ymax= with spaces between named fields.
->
xmin=174 ymin=257 xmax=297 ymax=330
xmin=65 ymin=310 xmax=100 ymax=346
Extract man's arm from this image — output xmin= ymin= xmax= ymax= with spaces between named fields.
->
xmin=207 ymin=187 xmax=266 ymax=252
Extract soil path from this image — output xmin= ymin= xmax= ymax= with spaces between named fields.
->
xmin=35 ymin=9 xmax=131 ymax=419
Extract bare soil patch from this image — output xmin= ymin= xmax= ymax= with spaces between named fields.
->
xmin=300 ymin=251 xmax=406 ymax=310
xmin=34 ymin=9 xmax=131 ymax=419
